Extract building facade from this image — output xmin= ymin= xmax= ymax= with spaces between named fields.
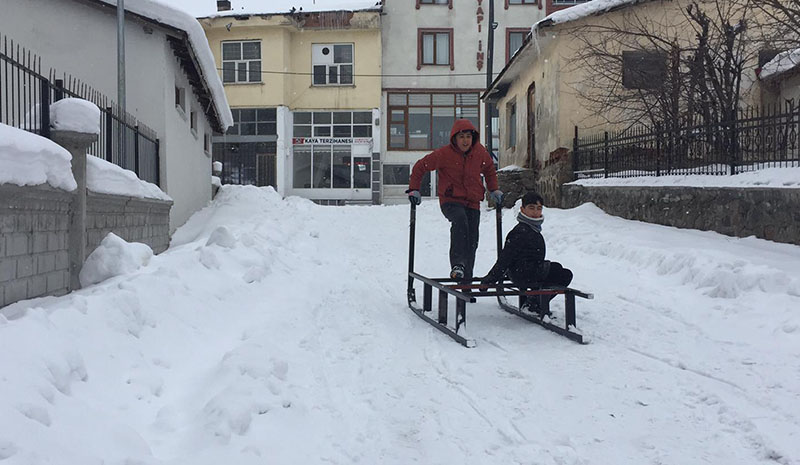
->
xmin=200 ymin=5 xmax=383 ymax=205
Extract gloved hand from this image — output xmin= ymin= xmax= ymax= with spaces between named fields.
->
xmin=408 ymin=190 xmax=422 ymax=206
xmin=490 ymin=190 xmax=504 ymax=205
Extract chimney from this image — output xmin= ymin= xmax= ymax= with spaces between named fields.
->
xmin=217 ymin=0 xmax=231 ymax=11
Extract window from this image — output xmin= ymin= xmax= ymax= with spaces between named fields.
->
xmin=190 ymin=108 xmax=197 ymax=134
xmin=622 ymin=50 xmax=667 ymax=90
xmin=508 ymin=0 xmax=536 ymax=4
xmin=175 ymin=86 xmax=185 ymax=113
xmin=226 ymin=108 xmax=277 ymax=136
xmin=213 ymin=141 xmax=277 ymax=187
xmin=383 ymin=164 xmax=410 ymax=185
xmin=312 ymin=44 xmax=354 ymax=86
xmin=293 ymin=111 xmax=372 ymax=138
xmin=418 ymin=29 xmax=453 ymax=70
xmin=204 ymin=133 xmax=212 ymax=154
xmin=222 ymin=40 xmax=261 ymax=83
xmin=506 ymin=100 xmax=517 ymax=149
xmin=292 ymin=145 xmax=371 ymax=189
xmin=387 ymin=92 xmax=479 ymax=151
xmin=506 ymin=29 xmax=529 ymax=63
xmin=417 ymin=0 xmax=451 ymax=7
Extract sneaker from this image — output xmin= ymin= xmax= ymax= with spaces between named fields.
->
xmin=450 ymin=265 xmax=465 ymax=280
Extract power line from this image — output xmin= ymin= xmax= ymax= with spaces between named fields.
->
xmin=216 ymin=67 xmax=498 ymax=78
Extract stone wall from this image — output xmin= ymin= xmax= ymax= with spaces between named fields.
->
xmin=562 ymin=184 xmax=800 ymax=245
xmin=497 ymin=148 xmax=574 ymax=208
xmin=1 ymin=184 xmax=172 ymax=308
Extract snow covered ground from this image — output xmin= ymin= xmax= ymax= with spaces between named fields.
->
xmin=1 ymin=185 xmax=799 ymax=465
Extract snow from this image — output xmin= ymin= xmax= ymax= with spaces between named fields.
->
xmin=0 ymin=123 xmax=77 ymax=191
xmin=212 ymin=175 xmax=222 ymax=188
xmin=761 ymin=48 xmax=800 ymax=80
xmin=87 ymin=155 xmax=172 ymax=201
xmin=498 ymin=164 xmax=525 ymax=172
xmin=169 ymin=0 xmax=381 ymax=18
xmin=79 ymin=232 xmax=154 ymax=287
xmin=2 ymin=184 xmax=799 ymax=464
xmin=50 ymin=98 xmax=101 ymax=135
xmin=98 ymin=0 xmax=233 ymax=129
xmin=534 ymin=0 xmax=645 ymax=30
xmin=571 ymin=166 xmax=800 ymax=188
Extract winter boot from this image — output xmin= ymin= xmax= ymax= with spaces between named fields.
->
xmin=450 ymin=264 xmax=465 ymax=280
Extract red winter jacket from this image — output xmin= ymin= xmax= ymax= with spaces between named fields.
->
xmin=408 ymin=119 xmax=498 ymax=210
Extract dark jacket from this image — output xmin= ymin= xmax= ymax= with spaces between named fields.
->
xmin=482 ymin=221 xmax=549 ymax=287
xmin=408 ymin=119 xmax=498 ymax=210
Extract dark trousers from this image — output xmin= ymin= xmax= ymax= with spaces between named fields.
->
xmin=520 ymin=261 xmax=573 ymax=310
xmin=440 ymin=203 xmax=481 ymax=280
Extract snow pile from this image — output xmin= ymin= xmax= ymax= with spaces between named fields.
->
xmin=535 ymin=0 xmax=647 ymax=29
xmin=50 ymin=98 xmax=101 ymax=135
xmin=570 ymin=166 xmax=800 ymax=188
xmin=212 ymin=175 xmax=222 ymax=188
xmin=0 ymin=123 xmax=77 ymax=191
xmin=498 ymin=164 xmax=525 ymax=172
xmin=760 ymin=48 xmax=800 ymax=80
xmin=79 ymin=232 xmax=154 ymax=287
xmin=1 ymin=186 xmax=799 ymax=465
xmin=98 ymin=0 xmax=233 ymax=129
xmin=185 ymin=0 xmax=381 ymax=17
xmin=87 ymin=155 xmax=171 ymax=201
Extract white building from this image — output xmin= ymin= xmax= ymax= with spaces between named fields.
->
xmin=380 ymin=0 xmax=569 ymax=204
xmin=0 ymin=0 xmax=233 ymax=231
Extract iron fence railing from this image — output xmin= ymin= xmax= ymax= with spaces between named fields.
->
xmin=573 ymin=102 xmax=800 ymax=178
xmin=0 ymin=34 xmax=160 ymax=185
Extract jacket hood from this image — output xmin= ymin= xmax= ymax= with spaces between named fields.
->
xmin=450 ymin=119 xmax=480 ymax=139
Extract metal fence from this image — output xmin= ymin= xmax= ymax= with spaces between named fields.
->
xmin=0 ymin=34 xmax=160 ymax=185
xmin=573 ymin=101 xmax=800 ymax=178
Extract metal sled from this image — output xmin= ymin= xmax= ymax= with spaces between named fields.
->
xmin=406 ymin=203 xmax=593 ymax=347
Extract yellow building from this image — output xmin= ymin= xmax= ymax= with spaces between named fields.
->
xmin=200 ymin=3 xmax=382 ymax=204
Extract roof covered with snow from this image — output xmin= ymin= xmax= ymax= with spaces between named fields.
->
xmin=90 ymin=0 xmax=233 ymax=131
xmin=535 ymin=0 xmax=653 ymax=30
xmin=168 ymin=0 xmax=381 ymax=18
xmin=760 ymin=48 xmax=800 ymax=81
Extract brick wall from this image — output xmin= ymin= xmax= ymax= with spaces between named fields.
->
xmin=1 ymin=184 xmax=172 ymax=308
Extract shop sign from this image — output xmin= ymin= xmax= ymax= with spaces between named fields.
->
xmin=292 ymin=137 xmax=372 ymax=145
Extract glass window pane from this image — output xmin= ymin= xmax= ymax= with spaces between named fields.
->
xmin=293 ymin=146 xmax=312 ymax=188
xmin=328 ymin=66 xmax=339 ymax=84
xmin=313 ymin=65 xmax=327 ymax=85
xmin=312 ymin=146 xmax=332 ymax=188
xmin=314 ymin=126 xmax=331 ymax=137
xmin=294 ymin=125 xmax=311 ymax=137
xmin=248 ymin=61 xmax=261 ymax=82
xmin=240 ymin=123 xmax=256 ymax=135
xmin=222 ymin=61 xmax=235 ymax=83
xmin=257 ymin=123 xmax=277 ymax=135
xmin=509 ymin=32 xmax=525 ymax=59
xmin=432 ymin=107 xmax=455 ymax=148
xmin=420 ymin=171 xmax=432 ymax=197
xmin=340 ymin=65 xmax=353 ymax=85
xmin=334 ymin=44 xmax=353 ymax=64
xmin=226 ymin=124 xmax=238 ymax=136
xmin=390 ymin=124 xmax=405 ymax=148
xmin=353 ymin=125 xmax=371 ymax=137
xmin=391 ymin=109 xmax=405 ymax=122
xmin=409 ymin=94 xmax=431 ymax=106
xmin=383 ymin=164 xmax=410 ymax=185
xmin=432 ymin=93 xmax=455 ymax=106
xmin=333 ymin=112 xmax=351 ymax=124
xmin=242 ymin=42 xmax=260 ymax=59
xmin=408 ymin=107 xmax=431 ymax=150
xmin=222 ymin=42 xmax=241 ymax=60
xmin=258 ymin=108 xmax=277 ymax=121
xmin=436 ymin=33 xmax=450 ymax=65
xmin=422 ymin=34 xmax=434 ymax=64
xmin=388 ymin=94 xmax=407 ymax=106
xmin=332 ymin=146 xmax=351 ymax=188
xmin=353 ymin=156 xmax=370 ymax=188
xmin=353 ymin=112 xmax=372 ymax=124
xmin=333 ymin=125 xmax=351 ymax=137
xmin=240 ymin=109 xmax=256 ymax=122
xmin=457 ymin=93 xmax=479 ymax=105
xmin=313 ymin=112 xmax=332 ymax=124
xmin=237 ymin=62 xmax=247 ymax=82
xmin=294 ymin=112 xmax=311 ymax=124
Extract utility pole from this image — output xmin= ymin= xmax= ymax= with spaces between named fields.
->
xmin=485 ymin=0 xmax=496 ymax=166
xmin=117 ymin=0 xmax=126 ymax=161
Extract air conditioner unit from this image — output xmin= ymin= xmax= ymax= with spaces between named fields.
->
xmin=312 ymin=44 xmax=334 ymax=64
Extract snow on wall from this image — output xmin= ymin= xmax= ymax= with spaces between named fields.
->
xmin=0 ymin=123 xmax=77 ymax=191
xmin=87 ymin=155 xmax=172 ymax=201
xmin=51 ymin=98 xmax=101 ymax=135
xmin=761 ymin=48 xmax=800 ymax=81
xmin=97 ymin=0 xmax=233 ymax=130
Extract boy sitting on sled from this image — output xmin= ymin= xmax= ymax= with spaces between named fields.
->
xmin=480 ymin=191 xmax=573 ymax=316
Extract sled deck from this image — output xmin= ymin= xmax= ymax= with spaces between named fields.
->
xmin=406 ymin=203 xmax=593 ymax=347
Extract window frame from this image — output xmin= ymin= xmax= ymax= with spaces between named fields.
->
xmin=387 ymin=91 xmax=481 ymax=151
xmin=505 ymin=0 xmax=537 ymax=7
xmin=221 ymin=40 xmax=262 ymax=84
xmin=622 ymin=50 xmax=667 ymax=90
xmin=292 ymin=110 xmax=373 ymax=139
xmin=226 ymin=108 xmax=278 ymax=137
xmin=312 ymin=43 xmax=355 ymax=87
xmin=175 ymin=86 xmax=186 ymax=115
xmin=417 ymin=28 xmax=454 ymax=70
xmin=506 ymin=28 xmax=530 ymax=63
xmin=416 ymin=0 xmax=452 ymax=8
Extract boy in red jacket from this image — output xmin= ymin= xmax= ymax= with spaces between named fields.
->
xmin=407 ymin=119 xmax=502 ymax=282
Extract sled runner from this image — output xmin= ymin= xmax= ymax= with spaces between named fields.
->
xmin=406 ymin=203 xmax=592 ymax=347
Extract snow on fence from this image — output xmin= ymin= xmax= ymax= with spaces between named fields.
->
xmin=0 ymin=34 xmax=160 ymax=185
xmin=573 ymin=102 xmax=800 ymax=178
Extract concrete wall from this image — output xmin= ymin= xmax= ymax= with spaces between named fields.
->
xmin=1 ymin=184 xmax=172 ymax=308
xmin=1 ymin=0 xmax=218 ymax=232
xmin=561 ymin=185 xmax=800 ymax=246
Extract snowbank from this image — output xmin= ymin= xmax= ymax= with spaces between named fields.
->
xmin=569 ymin=167 xmax=800 ymax=188
xmin=760 ymin=48 xmax=800 ymax=80
xmin=87 ymin=155 xmax=171 ymax=201
xmin=50 ymin=98 xmax=101 ymax=135
xmin=79 ymin=232 xmax=154 ymax=287
xmin=0 ymin=123 xmax=77 ymax=191
xmin=498 ymin=164 xmax=525 ymax=172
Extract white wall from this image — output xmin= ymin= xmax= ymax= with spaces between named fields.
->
xmin=1 ymin=0 xmax=217 ymax=231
